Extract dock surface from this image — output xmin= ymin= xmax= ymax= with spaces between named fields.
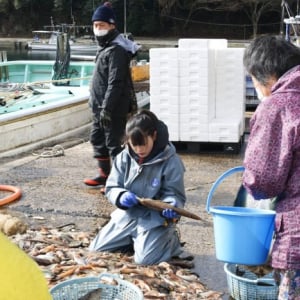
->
xmin=0 ymin=136 xmax=246 ymax=299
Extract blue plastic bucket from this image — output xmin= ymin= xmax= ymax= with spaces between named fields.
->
xmin=206 ymin=166 xmax=276 ymax=265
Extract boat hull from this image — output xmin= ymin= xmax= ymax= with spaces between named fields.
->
xmin=1 ymin=99 xmax=91 ymax=156
xmin=28 ymin=43 xmax=98 ymax=53
xmin=0 ymin=60 xmax=149 ymax=158
xmin=0 ymin=60 xmax=91 ymax=157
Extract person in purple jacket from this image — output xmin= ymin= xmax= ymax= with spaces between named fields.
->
xmin=243 ymin=35 xmax=300 ymax=299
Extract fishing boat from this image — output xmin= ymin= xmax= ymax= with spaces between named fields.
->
xmin=282 ymin=0 xmax=300 ymax=45
xmin=0 ymin=60 xmax=149 ymax=158
xmin=26 ymin=31 xmax=98 ymax=53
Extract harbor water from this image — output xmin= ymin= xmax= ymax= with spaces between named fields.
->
xmin=0 ymin=40 xmax=149 ymax=61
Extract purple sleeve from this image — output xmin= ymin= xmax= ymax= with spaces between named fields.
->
xmin=243 ymin=100 xmax=293 ymax=199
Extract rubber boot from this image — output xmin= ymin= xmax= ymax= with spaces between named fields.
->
xmin=84 ymin=157 xmax=110 ymax=187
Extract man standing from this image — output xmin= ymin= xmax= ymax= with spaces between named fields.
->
xmin=84 ymin=2 xmax=139 ymax=188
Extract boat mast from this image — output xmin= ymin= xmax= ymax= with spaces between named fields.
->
xmin=51 ymin=16 xmax=55 ymax=31
xmin=280 ymin=0 xmax=285 ymax=36
xmin=124 ymin=0 xmax=127 ymax=37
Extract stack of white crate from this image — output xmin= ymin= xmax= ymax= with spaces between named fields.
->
xmin=149 ymin=48 xmax=179 ymax=141
xmin=209 ymin=48 xmax=245 ymax=142
xmin=149 ymin=38 xmax=245 ymax=144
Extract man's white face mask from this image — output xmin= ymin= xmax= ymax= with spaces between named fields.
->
xmin=93 ymin=28 xmax=109 ymax=37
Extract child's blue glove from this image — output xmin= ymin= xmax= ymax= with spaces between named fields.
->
xmin=162 ymin=208 xmax=179 ymax=219
xmin=162 ymin=199 xmax=179 ymax=219
xmin=119 ymin=192 xmax=138 ymax=208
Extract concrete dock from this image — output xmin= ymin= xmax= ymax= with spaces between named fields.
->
xmin=0 ymin=134 xmax=246 ymax=299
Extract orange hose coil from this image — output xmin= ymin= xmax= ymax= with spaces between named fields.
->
xmin=0 ymin=185 xmax=22 ymax=206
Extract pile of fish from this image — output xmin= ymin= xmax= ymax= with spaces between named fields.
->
xmin=0 ymin=82 xmax=49 ymax=107
xmin=10 ymin=225 xmax=223 ymax=300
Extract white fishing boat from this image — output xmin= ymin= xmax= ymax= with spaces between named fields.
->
xmin=26 ymin=31 xmax=98 ymax=53
xmin=0 ymin=60 xmax=149 ymax=158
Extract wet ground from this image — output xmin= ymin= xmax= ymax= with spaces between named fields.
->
xmin=0 ymin=131 xmax=247 ymax=299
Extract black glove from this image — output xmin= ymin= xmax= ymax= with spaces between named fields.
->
xmin=99 ymin=109 xmax=112 ymax=128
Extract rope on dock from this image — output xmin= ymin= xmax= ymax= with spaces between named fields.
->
xmin=32 ymin=145 xmax=65 ymax=158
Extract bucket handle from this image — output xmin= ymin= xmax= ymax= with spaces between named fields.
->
xmin=206 ymin=166 xmax=245 ymax=213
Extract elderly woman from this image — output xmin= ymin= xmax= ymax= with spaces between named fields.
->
xmin=242 ymin=35 xmax=300 ymax=299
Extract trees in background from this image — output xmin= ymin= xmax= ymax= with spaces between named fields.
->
xmin=158 ymin=0 xmax=283 ymax=38
xmin=0 ymin=0 xmax=288 ymax=39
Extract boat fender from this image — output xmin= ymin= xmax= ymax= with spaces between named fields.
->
xmin=0 ymin=185 xmax=22 ymax=206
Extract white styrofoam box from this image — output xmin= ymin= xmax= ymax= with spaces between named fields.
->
xmin=149 ymin=47 xmax=178 ymax=59
xmin=150 ymin=95 xmax=179 ymax=106
xmin=215 ymin=67 xmax=245 ymax=83
xmin=179 ymin=68 xmax=211 ymax=80
xmin=150 ymin=85 xmax=179 ymax=97
xmin=150 ymin=58 xmax=178 ymax=69
xmin=216 ymin=47 xmax=245 ymax=65
xmin=151 ymin=103 xmax=179 ymax=115
xmin=169 ymin=131 xmax=180 ymax=142
xmin=179 ymin=86 xmax=209 ymax=97
xmin=208 ymin=118 xmax=243 ymax=143
xmin=150 ymin=107 xmax=180 ymax=141
xmin=179 ymin=59 xmax=209 ymax=72
xmin=179 ymin=76 xmax=208 ymax=88
xmin=216 ymin=80 xmax=244 ymax=100
xmin=179 ymin=98 xmax=215 ymax=119
xmin=215 ymin=48 xmax=245 ymax=120
xmin=178 ymin=39 xmax=211 ymax=49
xmin=180 ymin=112 xmax=211 ymax=124
xmin=180 ymin=122 xmax=209 ymax=132
xmin=149 ymin=108 xmax=179 ymax=124
xmin=150 ymin=76 xmax=179 ymax=88
xmin=180 ymin=116 xmax=210 ymax=127
xmin=179 ymin=97 xmax=209 ymax=108
xmin=163 ymin=124 xmax=179 ymax=137
xmin=150 ymin=48 xmax=179 ymax=80
xmin=150 ymin=78 xmax=179 ymax=93
xmin=179 ymin=48 xmax=215 ymax=81
xmin=215 ymin=48 xmax=244 ymax=68
xmin=178 ymin=49 xmax=211 ymax=70
xmin=179 ymin=102 xmax=210 ymax=115
xmin=150 ymin=100 xmax=179 ymax=112
xmin=150 ymin=65 xmax=179 ymax=78
xmin=178 ymin=48 xmax=209 ymax=60
xmin=213 ymin=105 xmax=245 ymax=134
xmin=216 ymin=85 xmax=244 ymax=105
xmin=180 ymin=131 xmax=209 ymax=142
xmin=208 ymin=39 xmax=228 ymax=49
xmin=215 ymin=98 xmax=244 ymax=114
xmin=178 ymin=39 xmax=228 ymax=49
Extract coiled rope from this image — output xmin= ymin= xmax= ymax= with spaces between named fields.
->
xmin=32 ymin=145 xmax=65 ymax=158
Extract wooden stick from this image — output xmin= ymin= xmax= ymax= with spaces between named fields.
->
xmin=137 ymin=197 xmax=203 ymax=221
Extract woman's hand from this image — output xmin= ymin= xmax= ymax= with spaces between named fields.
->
xmin=162 ymin=198 xmax=179 ymax=219
xmin=119 ymin=192 xmax=138 ymax=208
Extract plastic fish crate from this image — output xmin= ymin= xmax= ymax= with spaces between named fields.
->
xmin=224 ymin=263 xmax=278 ymax=300
xmin=50 ymin=273 xmax=143 ymax=300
